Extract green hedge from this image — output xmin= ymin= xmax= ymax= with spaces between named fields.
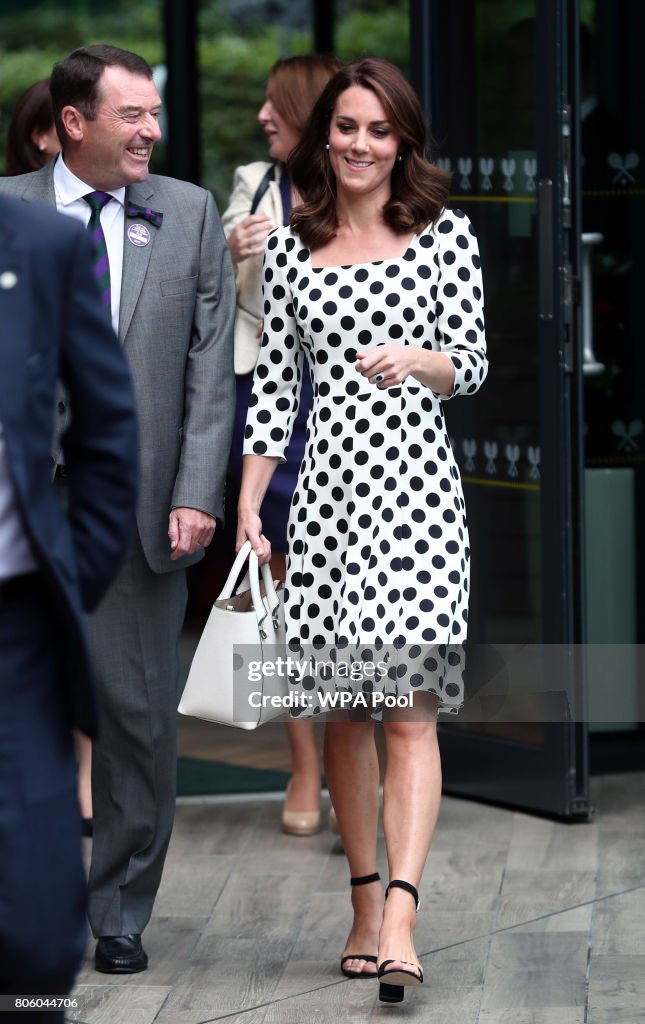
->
xmin=0 ymin=0 xmax=408 ymax=209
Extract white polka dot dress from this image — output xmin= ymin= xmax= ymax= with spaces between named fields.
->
xmin=243 ymin=208 xmax=487 ymax=713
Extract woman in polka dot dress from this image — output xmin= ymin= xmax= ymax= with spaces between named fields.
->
xmin=237 ymin=58 xmax=487 ymax=1003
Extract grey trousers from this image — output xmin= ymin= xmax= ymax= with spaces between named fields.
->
xmin=85 ymin=530 xmax=187 ymax=937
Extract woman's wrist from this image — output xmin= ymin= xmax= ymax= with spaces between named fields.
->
xmin=412 ymin=349 xmax=455 ymax=395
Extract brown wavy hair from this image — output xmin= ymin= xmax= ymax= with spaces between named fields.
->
xmin=269 ymin=54 xmax=344 ymax=135
xmin=289 ymin=58 xmax=451 ymax=250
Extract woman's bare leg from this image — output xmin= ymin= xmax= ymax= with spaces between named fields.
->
xmin=324 ymin=720 xmax=382 ymax=976
xmin=76 ymin=731 xmax=93 ymax=821
xmin=273 ymin=552 xmax=323 ymax=820
xmin=284 ymin=719 xmax=321 ymax=814
xmin=378 ymin=700 xmax=441 ymax=978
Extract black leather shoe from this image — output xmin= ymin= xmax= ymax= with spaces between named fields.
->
xmin=95 ymin=934 xmax=148 ymax=974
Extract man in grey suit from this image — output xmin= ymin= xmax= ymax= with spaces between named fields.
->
xmin=0 ymin=44 xmax=235 ymax=973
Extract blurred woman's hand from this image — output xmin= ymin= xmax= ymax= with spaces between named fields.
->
xmin=227 ymin=213 xmax=273 ymax=265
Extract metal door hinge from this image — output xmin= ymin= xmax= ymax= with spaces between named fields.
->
xmin=561 ymin=105 xmax=572 ymax=229
xmin=561 ymin=264 xmax=573 ymax=324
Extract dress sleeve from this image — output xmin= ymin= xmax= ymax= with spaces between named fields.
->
xmin=242 ymin=229 xmax=305 ymax=463
xmin=432 ymin=208 xmax=488 ymax=400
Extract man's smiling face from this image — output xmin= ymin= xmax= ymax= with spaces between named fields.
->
xmin=68 ymin=65 xmax=162 ymax=190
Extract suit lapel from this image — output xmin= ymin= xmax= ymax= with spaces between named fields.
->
xmin=119 ymin=181 xmax=159 ymax=343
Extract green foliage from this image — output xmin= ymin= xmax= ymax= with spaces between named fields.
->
xmin=0 ymin=0 xmax=409 ymax=207
xmin=337 ymin=10 xmax=409 ymax=70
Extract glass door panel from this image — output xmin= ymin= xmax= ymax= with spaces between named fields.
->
xmin=580 ymin=1 xmax=645 ymax=737
xmin=436 ymin=10 xmax=544 ymax=645
xmin=441 ymin=10 xmax=542 ymax=754
xmin=411 ymin=0 xmax=590 ymax=817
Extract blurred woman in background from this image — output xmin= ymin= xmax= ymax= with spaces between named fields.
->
xmin=223 ymin=54 xmax=342 ymax=837
xmin=5 ymin=78 xmax=60 ymax=175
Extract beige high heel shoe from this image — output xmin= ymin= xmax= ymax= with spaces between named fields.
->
xmin=281 ymin=780 xmax=321 ymax=836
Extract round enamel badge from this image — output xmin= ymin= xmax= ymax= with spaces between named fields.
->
xmin=127 ymin=223 xmax=151 ymax=247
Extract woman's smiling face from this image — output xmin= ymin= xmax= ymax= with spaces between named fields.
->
xmin=327 ymin=85 xmax=401 ymax=202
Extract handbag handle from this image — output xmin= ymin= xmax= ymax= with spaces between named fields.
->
xmin=250 ymin=164 xmax=276 ymax=215
xmin=218 ymin=541 xmax=282 ymax=637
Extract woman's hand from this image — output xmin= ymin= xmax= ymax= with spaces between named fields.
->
xmin=236 ymin=509 xmax=272 ymax=565
xmin=356 ymin=345 xmax=455 ymax=395
xmin=227 ymin=213 xmax=273 ymax=266
xmin=355 ymin=345 xmax=417 ymax=388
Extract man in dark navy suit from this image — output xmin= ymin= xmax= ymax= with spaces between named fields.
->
xmin=0 ymin=193 xmax=138 ymax=1021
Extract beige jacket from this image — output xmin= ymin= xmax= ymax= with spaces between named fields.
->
xmin=222 ymin=160 xmax=283 ymax=374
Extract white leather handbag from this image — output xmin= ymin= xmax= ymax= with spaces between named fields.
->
xmin=178 ymin=541 xmax=287 ymax=729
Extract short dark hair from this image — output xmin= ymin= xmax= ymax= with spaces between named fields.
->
xmin=5 ymin=78 xmax=55 ymax=175
xmin=289 ymin=58 xmax=451 ymax=250
xmin=50 ymin=44 xmax=153 ymax=147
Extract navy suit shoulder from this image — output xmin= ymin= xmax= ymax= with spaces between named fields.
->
xmin=0 ymin=190 xmax=78 ymax=235
xmin=0 ymin=193 xmax=139 ymax=733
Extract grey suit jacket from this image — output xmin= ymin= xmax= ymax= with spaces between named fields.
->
xmin=0 ymin=162 xmax=236 ymax=574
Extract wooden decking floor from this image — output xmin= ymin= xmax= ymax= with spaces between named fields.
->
xmin=69 ymin=771 xmax=645 ymax=1024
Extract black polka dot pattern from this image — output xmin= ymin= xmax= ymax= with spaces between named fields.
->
xmin=243 ymin=209 xmax=487 ymax=711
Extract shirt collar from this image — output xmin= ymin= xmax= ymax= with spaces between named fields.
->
xmin=53 ymin=154 xmax=126 ymax=208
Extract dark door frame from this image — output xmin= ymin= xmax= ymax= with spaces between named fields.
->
xmin=409 ymin=0 xmax=591 ymax=818
xmin=163 ymin=0 xmax=200 ymax=184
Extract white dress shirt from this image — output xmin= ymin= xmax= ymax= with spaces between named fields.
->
xmin=53 ymin=156 xmax=125 ymax=335
xmin=0 ymin=420 xmax=38 ymax=580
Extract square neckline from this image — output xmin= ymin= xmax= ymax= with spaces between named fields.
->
xmin=308 ymin=230 xmax=420 ymax=271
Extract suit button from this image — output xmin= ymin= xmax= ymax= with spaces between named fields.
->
xmin=58 ymin=400 xmax=66 ymax=413
xmin=0 ymin=271 xmax=18 ymax=289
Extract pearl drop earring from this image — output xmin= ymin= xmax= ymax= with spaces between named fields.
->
xmin=397 ymin=154 xmax=403 ymax=162
xmin=325 ymin=143 xmax=330 ymax=150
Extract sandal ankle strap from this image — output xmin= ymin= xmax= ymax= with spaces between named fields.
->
xmin=386 ymin=879 xmax=420 ymax=912
xmin=350 ymin=872 xmax=381 ymax=887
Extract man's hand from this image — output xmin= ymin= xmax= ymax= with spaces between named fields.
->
xmin=168 ymin=507 xmax=216 ymax=561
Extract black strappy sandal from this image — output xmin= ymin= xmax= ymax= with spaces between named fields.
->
xmin=377 ymin=880 xmax=424 ymax=1003
xmin=339 ymin=872 xmax=381 ymax=979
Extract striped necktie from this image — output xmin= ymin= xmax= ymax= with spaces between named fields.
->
xmin=83 ymin=191 xmax=112 ymax=308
